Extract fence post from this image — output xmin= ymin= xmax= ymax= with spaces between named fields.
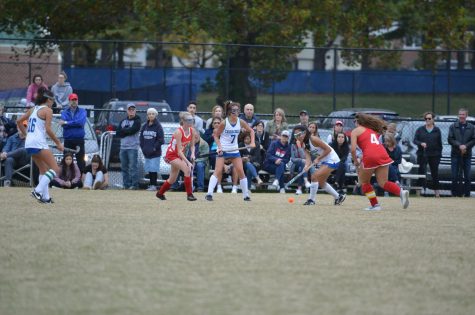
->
xmin=332 ymin=48 xmax=337 ymax=111
xmin=431 ymin=70 xmax=436 ymax=113
xmin=446 ymin=51 xmax=451 ymax=115
xmin=225 ymin=45 xmax=230 ymax=99
xmin=351 ymin=71 xmax=355 ymax=108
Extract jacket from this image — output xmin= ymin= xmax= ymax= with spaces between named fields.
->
xmin=54 ymin=163 xmax=82 ymax=186
xmin=26 ymin=83 xmax=49 ymax=103
xmin=448 ymin=121 xmax=475 ymax=157
xmin=61 ymin=107 xmax=87 ymax=139
xmin=413 ymin=125 xmax=442 ymax=157
xmin=139 ymin=119 xmax=164 ymax=158
xmin=51 ymin=82 xmax=73 ymax=107
xmin=117 ymin=115 xmax=141 ymax=150
xmin=239 ymin=141 xmax=262 ymax=168
xmin=263 ymin=139 xmax=291 ymax=168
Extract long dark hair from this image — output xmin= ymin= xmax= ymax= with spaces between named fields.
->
xmin=60 ymin=152 xmax=76 ymax=180
xmin=91 ymin=155 xmax=104 ymax=170
xmin=292 ymin=125 xmax=311 ymax=146
xmin=35 ymin=88 xmax=54 ymax=105
xmin=224 ymin=100 xmax=240 ymax=117
xmin=354 ymin=113 xmax=387 ymax=134
xmin=32 ymin=74 xmax=43 ymax=84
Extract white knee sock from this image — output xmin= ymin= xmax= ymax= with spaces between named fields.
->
xmin=240 ymin=178 xmax=249 ymax=198
xmin=36 ymin=170 xmax=55 ymax=195
xmin=309 ymin=182 xmax=319 ymax=201
xmin=323 ymin=183 xmax=339 ymax=198
xmin=207 ymin=175 xmax=218 ymax=195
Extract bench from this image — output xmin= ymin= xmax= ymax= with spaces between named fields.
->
xmin=344 ymin=172 xmax=426 ymax=195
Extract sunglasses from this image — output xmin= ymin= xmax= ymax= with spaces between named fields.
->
xmin=425 ymin=117 xmax=432 ymax=121
xmin=184 ymin=118 xmax=194 ymax=123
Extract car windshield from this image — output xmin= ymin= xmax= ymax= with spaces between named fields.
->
xmin=109 ymin=102 xmax=175 ymax=124
xmin=50 ymin=117 xmax=96 ymax=141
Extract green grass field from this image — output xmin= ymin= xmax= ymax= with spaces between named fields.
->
xmin=1 ymin=188 xmax=474 ymax=315
xmin=197 ymin=93 xmax=475 ymax=120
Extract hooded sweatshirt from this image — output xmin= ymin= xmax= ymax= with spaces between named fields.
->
xmin=51 ymin=82 xmax=73 ymax=107
xmin=117 ymin=115 xmax=141 ymax=150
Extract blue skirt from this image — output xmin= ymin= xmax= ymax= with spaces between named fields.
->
xmin=144 ymin=156 xmax=161 ymax=172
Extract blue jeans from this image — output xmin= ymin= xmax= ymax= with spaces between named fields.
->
xmin=120 ymin=149 xmax=139 ymax=188
xmin=290 ymin=160 xmax=305 ymax=186
xmin=194 ymin=161 xmax=206 ymax=191
xmin=244 ymin=162 xmax=258 ymax=188
xmin=451 ymin=155 xmax=472 ymax=197
xmin=264 ymin=162 xmax=286 ymax=189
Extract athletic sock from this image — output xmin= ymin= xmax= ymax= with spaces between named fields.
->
xmin=323 ymin=183 xmax=339 ymax=198
xmin=184 ymin=176 xmax=192 ymax=195
xmin=207 ymin=175 xmax=218 ymax=195
xmin=158 ymin=180 xmax=171 ymax=196
xmin=309 ymin=182 xmax=319 ymax=201
xmin=36 ymin=169 xmax=56 ymax=194
xmin=383 ymin=181 xmax=401 ymax=197
xmin=240 ymin=178 xmax=249 ymax=198
xmin=362 ymin=183 xmax=379 ymax=206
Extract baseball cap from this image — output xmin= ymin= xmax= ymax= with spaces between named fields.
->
xmin=281 ymin=130 xmax=290 ymax=137
xmin=299 ymin=110 xmax=308 ymax=115
xmin=335 ymin=120 xmax=344 ymax=126
xmin=68 ymin=93 xmax=78 ymax=101
xmin=127 ymin=103 xmax=136 ymax=109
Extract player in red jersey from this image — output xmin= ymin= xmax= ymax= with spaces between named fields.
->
xmin=351 ymin=113 xmax=409 ymax=210
xmin=156 ymin=112 xmax=197 ymax=201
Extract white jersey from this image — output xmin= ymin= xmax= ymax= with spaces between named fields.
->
xmin=221 ymin=118 xmax=241 ymax=153
xmin=307 ymin=139 xmax=340 ymax=164
xmin=25 ymin=105 xmax=48 ymax=149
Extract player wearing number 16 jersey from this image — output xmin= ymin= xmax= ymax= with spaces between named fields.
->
xmin=205 ymin=101 xmax=255 ymax=201
xmin=351 ymin=113 xmax=409 ymax=211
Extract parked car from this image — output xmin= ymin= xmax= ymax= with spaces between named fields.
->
xmin=320 ymin=108 xmax=400 ymax=135
xmin=95 ymin=99 xmax=176 ymax=164
xmin=398 ymin=120 xmax=475 ymax=186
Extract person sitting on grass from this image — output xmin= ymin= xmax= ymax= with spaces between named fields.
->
xmin=50 ymin=152 xmax=83 ymax=189
xmin=82 ymin=155 xmax=108 ymax=190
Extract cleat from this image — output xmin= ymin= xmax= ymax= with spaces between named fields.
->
xmin=156 ymin=192 xmax=166 ymax=200
xmin=41 ymin=198 xmax=54 ymax=204
xmin=216 ymin=185 xmax=223 ymax=193
xmin=205 ymin=194 xmax=213 ymax=201
xmin=31 ymin=190 xmax=43 ymax=201
xmin=187 ymin=194 xmax=197 ymax=201
xmin=303 ymin=199 xmax=315 ymax=206
xmin=243 ymin=196 xmax=251 ymax=201
xmin=400 ymin=189 xmax=409 ymax=209
xmin=295 ymin=188 xmax=303 ymax=195
xmin=334 ymin=194 xmax=347 ymax=205
xmin=364 ymin=204 xmax=382 ymax=211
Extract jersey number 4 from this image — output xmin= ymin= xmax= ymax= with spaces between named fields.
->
xmin=370 ymin=133 xmax=380 ymax=145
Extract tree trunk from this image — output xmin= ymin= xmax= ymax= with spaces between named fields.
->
xmin=456 ymin=51 xmax=464 ymax=70
xmin=117 ymin=42 xmax=124 ymax=69
xmin=313 ymin=48 xmax=327 ymax=70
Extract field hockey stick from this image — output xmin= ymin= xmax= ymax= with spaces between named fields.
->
xmin=284 ymin=169 xmax=307 ymax=189
xmin=50 ymin=145 xmax=81 ymax=154
xmin=200 ymin=146 xmax=249 ymax=158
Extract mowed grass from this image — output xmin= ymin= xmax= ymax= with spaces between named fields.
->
xmin=1 ymin=188 xmax=475 ymax=315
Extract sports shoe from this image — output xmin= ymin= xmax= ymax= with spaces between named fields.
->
xmin=31 ymin=190 xmax=43 ymax=201
xmin=93 ymin=180 xmax=102 ymax=190
xmin=217 ymin=185 xmax=223 ymax=193
xmin=364 ymin=204 xmax=382 ymax=211
xmin=3 ymin=180 xmax=11 ymax=187
xmin=156 ymin=193 xmax=166 ymax=200
xmin=244 ymin=196 xmax=251 ymax=201
xmin=205 ymin=194 xmax=213 ymax=201
xmin=334 ymin=194 xmax=347 ymax=206
xmin=187 ymin=194 xmax=197 ymax=201
xmin=272 ymin=179 xmax=279 ymax=187
xmin=400 ymin=189 xmax=409 ymax=209
xmin=257 ymin=177 xmax=264 ymax=186
xmin=279 ymin=188 xmax=285 ymax=194
xmin=303 ymin=199 xmax=315 ymax=205
xmin=231 ymin=185 xmax=238 ymax=194
xmin=41 ymin=198 xmax=54 ymax=204
xmin=146 ymin=185 xmax=157 ymax=191
xmin=295 ymin=188 xmax=303 ymax=195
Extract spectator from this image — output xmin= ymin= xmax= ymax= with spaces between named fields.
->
xmin=299 ymin=110 xmax=310 ymax=127
xmin=448 ymin=108 xmax=475 ymax=197
xmin=384 ymin=134 xmax=402 ymax=184
xmin=265 ymin=108 xmax=289 ymax=141
xmin=203 ymin=116 xmax=223 ymax=193
xmin=239 ymin=103 xmax=259 ymax=127
xmin=289 ymin=129 xmax=307 ymax=195
xmin=139 ymin=107 xmax=165 ymax=191
xmin=51 ymin=71 xmax=73 ymax=112
xmin=326 ymin=120 xmax=345 ymax=144
xmin=0 ymin=131 xmax=31 ymax=187
xmin=0 ymin=105 xmax=17 ymax=151
xmin=413 ymin=111 xmax=442 ymax=197
xmin=26 ymin=74 xmax=48 ymax=106
xmin=187 ymin=130 xmax=209 ymax=192
xmin=263 ymin=129 xmax=291 ymax=193
xmin=380 ymin=122 xmax=400 ymax=144
xmin=205 ymin=105 xmax=224 ymax=129
xmin=330 ymin=131 xmax=350 ymax=193
xmin=187 ymin=100 xmax=204 ymax=134
xmin=82 ymin=154 xmax=109 ymax=190
xmin=50 ymin=152 xmax=83 ymax=189
xmin=253 ymin=120 xmax=270 ymax=163
xmin=239 ymin=131 xmax=263 ymax=190
xmin=58 ymin=93 xmax=87 ymax=172
xmin=116 ymin=103 xmax=141 ymax=190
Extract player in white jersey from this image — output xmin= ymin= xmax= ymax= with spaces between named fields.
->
xmin=205 ymin=101 xmax=255 ymax=201
xmin=293 ymin=125 xmax=346 ymax=206
xmin=16 ymin=89 xmax=63 ymax=203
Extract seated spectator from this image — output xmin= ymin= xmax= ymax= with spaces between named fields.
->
xmin=51 ymin=71 xmax=73 ymax=112
xmin=82 ymin=155 xmax=109 ymax=190
xmin=205 ymin=105 xmax=224 ymax=129
xmin=253 ymin=120 xmax=270 ymax=162
xmin=330 ymin=132 xmax=350 ymax=193
xmin=326 ymin=120 xmax=345 ymax=144
xmin=380 ymin=122 xmax=400 ymax=144
xmin=26 ymin=74 xmax=49 ymax=106
xmin=384 ymin=134 xmax=402 ymax=183
xmin=290 ymin=130 xmax=308 ymax=195
xmin=239 ymin=132 xmax=263 ymax=190
xmin=50 ymin=152 xmax=83 ymax=189
xmin=0 ymin=131 xmax=30 ymax=187
xmin=203 ymin=116 xmax=223 ymax=193
xmin=187 ymin=131 xmax=209 ymax=192
xmin=0 ymin=105 xmax=18 ymax=151
xmin=263 ymin=130 xmax=291 ymax=193
xmin=265 ymin=107 xmax=289 ymax=141
xmin=239 ymin=103 xmax=260 ymax=127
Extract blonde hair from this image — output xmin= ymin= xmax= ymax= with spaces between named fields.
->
xmin=211 ymin=105 xmax=224 ymax=118
xmin=273 ymin=108 xmax=287 ymax=123
xmin=179 ymin=111 xmax=193 ymax=126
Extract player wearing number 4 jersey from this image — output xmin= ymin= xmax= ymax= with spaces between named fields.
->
xmin=205 ymin=101 xmax=255 ymax=201
xmin=351 ymin=113 xmax=409 ymax=211
xmin=16 ymin=89 xmax=64 ymax=204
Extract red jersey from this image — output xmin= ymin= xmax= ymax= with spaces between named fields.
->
xmin=165 ymin=126 xmax=193 ymax=163
xmin=357 ymin=128 xmax=392 ymax=169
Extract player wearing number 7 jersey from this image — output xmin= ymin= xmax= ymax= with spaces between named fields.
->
xmin=351 ymin=113 xmax=409 ymax=211
xmin=205 ymin=101 xmax=255 ymax=201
